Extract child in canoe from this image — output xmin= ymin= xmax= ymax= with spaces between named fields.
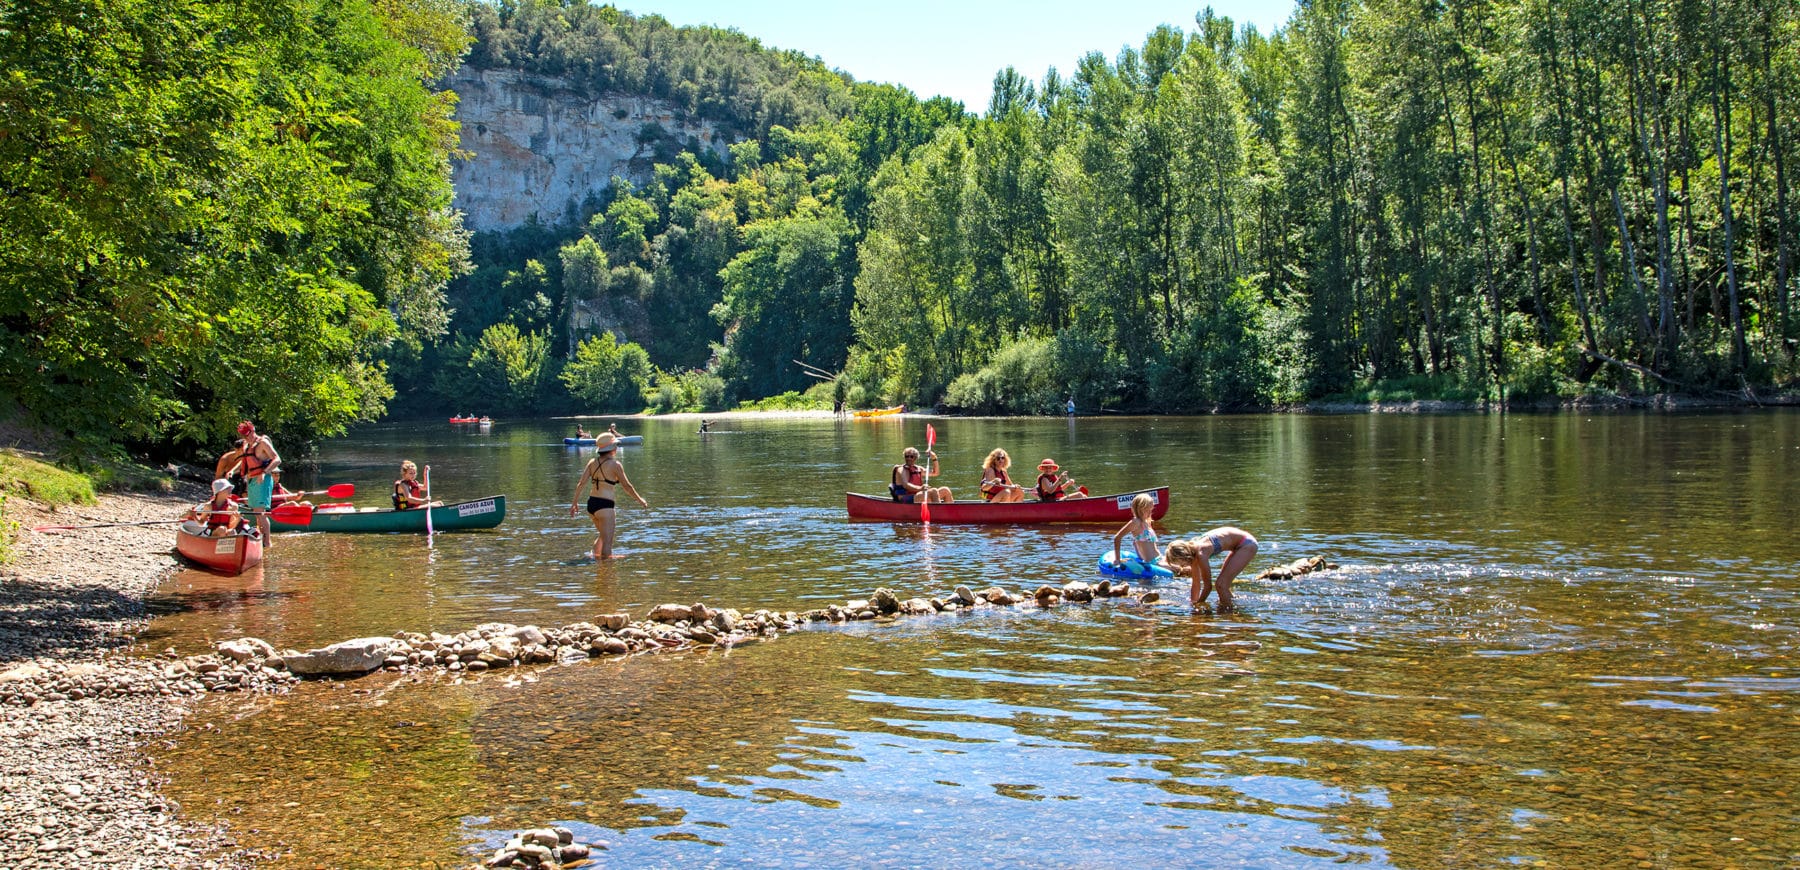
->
xmin=1110 ymin=493 xmax=1162 ymax=569
xmin=184 ymin=479 xmax=245 ymax=536
xmin=1034 ymin=458 xmax=1078 ymax=501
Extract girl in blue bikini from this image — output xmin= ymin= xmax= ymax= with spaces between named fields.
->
xmin=1110 ymin=493 xmax=1163 ymax=568
xmin=1164 ymin=527 xmax=1258 ymax=611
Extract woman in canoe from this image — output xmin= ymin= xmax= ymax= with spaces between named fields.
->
xmin=184 ymin=479 xmax=245 ymax=536
xmin=891 ymin=447 xmax=952 ymax=504
xmin=1163 ymin=527 xmax=1259 ymax=611
xmin=392 ymin=461 xmax=438 ymax=510
xmin=979 ymin=449 xmax=1029 ymax=503
xmin=569 ymin=434 xmax=648 ymax=559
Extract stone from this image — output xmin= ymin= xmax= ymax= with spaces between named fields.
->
xmin=900 ymin=598 xmax=935 ymax=615
xmin=648 ymin=603 xmax=692 ymax=623
xmin=557 ymin=843 xmax=591 ymax=862
xmin=1095 ymin=580 xmax=1112 ymax=598
xmin=596 ymin=613 xmax=630 ymax=631
xmin=688 ymin=602 xmax=713 ymax=622
xmin=486 ymin=636 xmax=521 ymax=661
xmin=282 ymin=638 xmax=397 ymax=676
xmin=514 ymin=843 xmax=556 ymax=865
xmin=1139 ymin=591 xmax=1161 ymax=604
xmin=870 ymin=588 xmax=901 ymax=615
xmin=711 ymin=609 xmax=740 ymax=633
xmin=953 ymin=585 xmax=977 ymax=606
xmin=594 ymin=637 xmax=629 ymax=655
xmin=215 ymin=641 xmax=258 ymax=663
xmin=551 ymin=827 xmax=574 ymax=845
xmin=521 ymin=829 xmax=560 ymax=849
xmin=507 ymin=626 xmax=548 ymax=647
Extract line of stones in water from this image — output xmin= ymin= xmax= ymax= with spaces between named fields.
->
xmin=0 ymin=579 xmax=1159 ymax=706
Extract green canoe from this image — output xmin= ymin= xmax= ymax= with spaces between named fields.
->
xmin=266 ymin=496 xmax=507 ymax=534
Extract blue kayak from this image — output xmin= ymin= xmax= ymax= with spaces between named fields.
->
xmin=564 ymin=435 xmax=643 ymax=445
xmin=1097 ymin=548 xmax=1174 ymax=580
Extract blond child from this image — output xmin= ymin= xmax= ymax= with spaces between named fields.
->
xmin=1110 ymin=493 xmax=1162 ymax=567
xmin=1164 ymin=527 xmax=1259 ymax=611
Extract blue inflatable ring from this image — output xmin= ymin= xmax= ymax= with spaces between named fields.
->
xmin=1097 ymin=549 xmax=1174 ymax=580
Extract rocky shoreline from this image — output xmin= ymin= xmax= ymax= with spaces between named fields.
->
xmin=0 ymin=485 xmax=265 ymax=869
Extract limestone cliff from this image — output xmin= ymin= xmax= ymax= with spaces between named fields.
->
xmin=448 ymin=67 xmax=735 ymax=232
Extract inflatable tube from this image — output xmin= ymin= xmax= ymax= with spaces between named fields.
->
xmin=563 ymin=437 xmax=596 ymax=445
xmin=1097 ymin=548 xmax=1174 ymax=580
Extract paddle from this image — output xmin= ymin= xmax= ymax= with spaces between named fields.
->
xmin=33 ymin=518 xmax=186 ymax=533
xmin=921 ymin=424 xmax=936 ymax=524
xmin=291 ymin=483 xmax=355 ymax=500
xmin=423 ymin=464 xmax=435 ymax=546
xmin=33 ymin=501 xmax=311 ymax=533
xmin=268 ymin=502 xmax=313 ymax=525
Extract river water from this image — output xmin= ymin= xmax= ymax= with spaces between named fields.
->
xmin=144 ymin=413 xmax=1799 ymax=868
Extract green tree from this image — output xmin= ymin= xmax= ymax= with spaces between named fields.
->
xmin=560 ymin=331 xmax=652 ymax=410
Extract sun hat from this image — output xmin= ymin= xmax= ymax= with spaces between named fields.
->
xmin=1038 ymin=458 xmax=1059 ymax=471
xmin=593 ymin=432 xmax=619 ymax=453
xmin=212 ymin=478 xmax=233 ymax=494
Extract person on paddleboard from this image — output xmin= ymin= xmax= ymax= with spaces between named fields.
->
xmin=569 ymin=433 xmax=647 ymax=559
xmin=1163 ymin=527 xmax=1259 ymax=611
xmin=890 ymin=447 xmax=952 ymax=504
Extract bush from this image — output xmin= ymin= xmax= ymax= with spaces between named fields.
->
xmin=943 ymin=338 xmax=1061 ymax=414
xmin=735 ymin=387 xmax=831 ymax=411
xmin=647 ymin=369 xmax=728 ymax=413
xmin=561 ymin=332 xmax=654 ymax=411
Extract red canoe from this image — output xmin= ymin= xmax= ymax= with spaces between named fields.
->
xmin=175 ymin=525 xmax=263 ymax=575
xmin=845 ymin=487 xmax=1170 ymax=524
xmin=449 ymin=416 xmax=479 ymax=423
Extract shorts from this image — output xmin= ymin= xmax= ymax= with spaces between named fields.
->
xmin=889 ymin=484 xmax=914 ymax=504
xmin=245 ymin=476 xmax=274 ymax=510
xmin=586 ymin=496 xmax=616 ymax=514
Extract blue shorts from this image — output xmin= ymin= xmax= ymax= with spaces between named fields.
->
xmin=246 ymin=476 xmax=274 ymax=510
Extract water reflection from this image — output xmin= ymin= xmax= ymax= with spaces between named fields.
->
xmin=150 ymin=413 xmax=1800 ymax=868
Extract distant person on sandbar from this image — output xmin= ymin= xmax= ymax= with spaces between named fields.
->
xmin=891 ymin=447 xmax=951 ymax=504
xmin=979 ymin=449 xmax=1029 ymax=503
xmin=569 ymin=433 xmax=648 ymax=559
xmin=1163 ymin=527 xmax=1259 ymax=611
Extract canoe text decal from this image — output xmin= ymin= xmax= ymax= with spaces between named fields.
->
xmin=458 ymin=499 xmax=497 ymax=517
xmin=214 ymin=538 xmax=237 ymax=554
xmin=1115 ymin=490 xmax=1159 ymax=510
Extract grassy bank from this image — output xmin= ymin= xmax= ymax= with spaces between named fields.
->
xmin=0 ymin=450 xmax=98 ymax=563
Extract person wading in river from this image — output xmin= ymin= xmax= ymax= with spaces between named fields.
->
xmin=569 ymin=433 xmax=648 ymax=559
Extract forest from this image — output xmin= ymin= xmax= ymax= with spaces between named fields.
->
xmin=3 ymin=0 xmax=1796 ymax=455
xmin=415 ymin=0 xmax=1798 ymax=418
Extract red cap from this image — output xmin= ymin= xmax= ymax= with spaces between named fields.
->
xmin=236 ymin=421 xmax=255 ymax=436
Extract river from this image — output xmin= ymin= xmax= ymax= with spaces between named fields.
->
xmin=143 ymin=412 xmax=1800 ymax=868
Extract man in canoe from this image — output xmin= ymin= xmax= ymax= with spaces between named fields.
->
xmin=236 ymin=421 xmax=280 ymax=547
xmin=569 ymin=433 xmax=648 ymax=559
xmin=891 ymin=447 xmax=952 ymax=504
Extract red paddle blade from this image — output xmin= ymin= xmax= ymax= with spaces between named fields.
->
xmin=921 ymin=500 xmax=930 ymax=524
xmin=926 ymin=423 xmax=936 ymax=449
xmin=269 ymin=503 xmax=313 ymax=525
xmin=324 ymin=483 xmax=355 ymax=498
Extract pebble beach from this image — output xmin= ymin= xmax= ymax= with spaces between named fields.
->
xmin=0 ymin=485 xmax=261 ymax=869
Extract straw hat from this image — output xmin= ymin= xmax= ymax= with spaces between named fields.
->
xmin=593 ymin=432 xmax=619 ymax=452
xmin=1038 ymin=458 xmax=1059 ymax=471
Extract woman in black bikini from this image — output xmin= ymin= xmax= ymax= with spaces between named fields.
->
xmin=568 ymin=433 xmax=648 ymax=559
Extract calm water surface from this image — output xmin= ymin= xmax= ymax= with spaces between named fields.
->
xmin=145 ymin=413 xmax=1800 ymax=868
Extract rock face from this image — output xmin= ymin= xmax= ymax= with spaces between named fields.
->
xmin=282 ymin=637 xmax=397 ymax=676
xmin=448 ymin=66 xmax=736 ymax=232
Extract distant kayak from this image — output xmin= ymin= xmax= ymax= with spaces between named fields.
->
xmin=852 ymin=405 xmax=905 ymax=418
xmin=564 ymin=435 xmax=641 ymax=445
xmin=448 ymin=416 xmax=479 ymax=424
xmin=846 ymin=487 xmax=1169 ymax=524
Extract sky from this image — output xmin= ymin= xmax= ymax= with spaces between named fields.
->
xmin=619 ymin=1 xmax=1299 ymax=113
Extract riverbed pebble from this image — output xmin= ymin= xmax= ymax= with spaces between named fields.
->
xmin=475 ymin=824 xmax=601 ymax=869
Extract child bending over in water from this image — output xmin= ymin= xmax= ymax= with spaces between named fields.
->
xmin=1110 ymin=493 xmax=1162 ymax=567
xmin=1163 ymin=527 xmax=1258 ymax=611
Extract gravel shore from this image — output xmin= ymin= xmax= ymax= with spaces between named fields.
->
xmin=1 ymin=485 xmax=259 ymax=869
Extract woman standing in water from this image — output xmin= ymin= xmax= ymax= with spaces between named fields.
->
xmin=568 ymin=433 xmax=648 ymax=559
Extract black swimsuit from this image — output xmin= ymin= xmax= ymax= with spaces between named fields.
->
xmin=585 ymin=456 xmax=621 ymax=514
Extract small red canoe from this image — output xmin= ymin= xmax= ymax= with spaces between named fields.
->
xmin=449 ymin=416 xmax=479 ymax=423
xmin=845 ymin=487 xmax=1170 ymax=524
xmin=175 ymin=525 xmax=263 ymax=575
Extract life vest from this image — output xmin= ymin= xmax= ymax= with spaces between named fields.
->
xmin=981 ymin=467 xmax=1012 ymax=501
xmin=890 ymin=463 xmax=924 ymax=500
xmin=393 ymin=478 xmax=426 ymax=509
